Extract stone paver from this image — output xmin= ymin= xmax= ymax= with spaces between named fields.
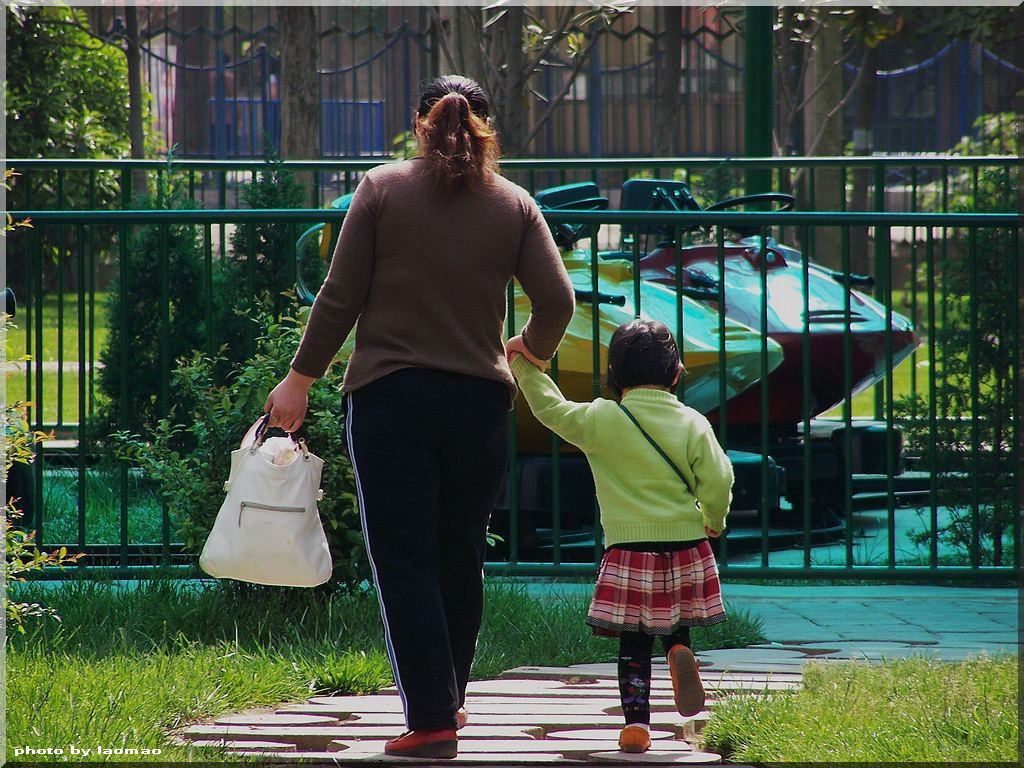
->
xmin=544 ymin=729 xmax=680 ymax=742
xmin=178 ymin=661 xmax=746 ymax=763
xmin=177 ymin=584 xmax=1017 ymax=764
xmin=592 ymin=751 xmax=724 ymax=764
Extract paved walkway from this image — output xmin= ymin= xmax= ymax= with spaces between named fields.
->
xmin=525 ymin=583 xmax=1019 ymax=655
xmin=173 ymin=585 xmax=1018 ymax=764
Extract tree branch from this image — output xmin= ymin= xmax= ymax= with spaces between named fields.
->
xmin=790 ymin=43 xmax=857 ymax=116
xmin=792 ymin=43 xmax=873 ymax=187
xmin=520 ymin=34 xmax=596 ymax=152
xmin=428 ymin=7 xmax=458 ymax=73
xmin=524 ymin=5 xmax=576 ymax=77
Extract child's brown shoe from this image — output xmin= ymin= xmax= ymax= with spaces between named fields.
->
xmin=667 ymin=644 xmax=705 ymax=716
xmin=456 ymin=707 xmax=468 ymax=730
xmin=384 ymin=728 xmax=457 ymax=758
xmin=618 ymin=724 xmax=651 ymax=753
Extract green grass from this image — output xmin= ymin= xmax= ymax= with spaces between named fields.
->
xmin=7 ymin=577 xmax=765 ymax=760
xmin=5 ymin=292 xmax=111 ymax=364
xmin=41 ymin=468 xmax=169 ymax=546
xmin=4 ymin=371 xmax=104 ymax=426
xmin=821 ymin=353 xmax=920 ymax=420
xmin=702 ymin=656 xmax=1019 ymax=763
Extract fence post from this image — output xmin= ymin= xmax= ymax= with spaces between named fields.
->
xmin=743 ymin=7 xmax=773 ymax=196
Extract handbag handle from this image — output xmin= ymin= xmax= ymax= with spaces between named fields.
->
xmin=246 ymin=413 xmax=309 ymax=460
xmin=618 ymin=403 xmax=697 ymax=500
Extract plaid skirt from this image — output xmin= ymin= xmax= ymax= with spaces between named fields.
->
xmin=586 ymin=540 xmax=726 ymax=637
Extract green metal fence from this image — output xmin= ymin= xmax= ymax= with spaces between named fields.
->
xmin=7 ymin=204 xmax=1021 ymax=583
xmin=8 ymin=155 xmax=1020 ymax=214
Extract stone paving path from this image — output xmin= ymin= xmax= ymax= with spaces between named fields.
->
xmin=173 ymin=585 xmax=1018 ymax=765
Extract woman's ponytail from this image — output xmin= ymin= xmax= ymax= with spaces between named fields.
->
xmin=416 ymin=75 xmax=500 ymax=191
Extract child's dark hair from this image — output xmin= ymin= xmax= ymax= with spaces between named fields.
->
xmin=606 ymin=319 xmax=684 ymax=398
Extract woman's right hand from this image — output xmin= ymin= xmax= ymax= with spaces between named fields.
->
xmin=264 ymin=369 xmax=315 ymax=433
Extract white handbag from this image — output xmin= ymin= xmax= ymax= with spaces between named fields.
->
xmin=199 ymin=414 xmax=332 ymax=587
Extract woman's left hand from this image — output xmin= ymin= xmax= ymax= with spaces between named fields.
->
xmin=704 ymin=526 xmax=722 ymax=538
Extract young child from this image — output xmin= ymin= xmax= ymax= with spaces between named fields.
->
xmin=507 ymin=319 xmax=734 ymax=754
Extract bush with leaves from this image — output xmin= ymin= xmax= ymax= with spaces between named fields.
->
xmin=3 ymin=314 xmax=84 ymax=632
xmin=894 ymin=114 xmax=1019 ymax=566
xmin=6 ymin=4 xmax=130 ymax=182
xmin=6 ymin=4 xmax=137 ymax=296
xmin=112 ymin=306 xmax=367 ymax=591
xmin=94 ymin=166 xmax=208 ymax=442
xmin=222 ymin=154 xmax=306 ymax=358
xmin=97 ymin=156 xmax=311 ymax=442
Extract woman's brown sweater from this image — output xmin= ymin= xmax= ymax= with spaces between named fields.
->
xmin=289 ymin=158 xmax=575 ymax=405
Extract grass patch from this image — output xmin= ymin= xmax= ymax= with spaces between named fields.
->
xmin=702 ymin=656 xmax=1019 ymax=763
xmin=5 ymin=292 xmax=111 ymax=364
xmin=4 ymin=370 xmax=105 ymax=426
xmin=7 ymin=577 xmax=764 ymax=760
xmin=41 ymin=468 xmax=168 ymax=546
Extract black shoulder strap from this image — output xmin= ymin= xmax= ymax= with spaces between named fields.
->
xmin=618 ymin=403 xmax=696 ymax=499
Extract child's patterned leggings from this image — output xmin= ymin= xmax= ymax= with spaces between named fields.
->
xmin=618 ymin=627 xmax=691 ymax=725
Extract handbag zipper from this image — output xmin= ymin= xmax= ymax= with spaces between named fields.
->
xmin=238 ymin=500 xmax=306 ymax=526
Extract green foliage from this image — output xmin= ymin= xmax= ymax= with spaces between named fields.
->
xmin=391 ymin=129 xmax=419 ymax=161
xmin=111 ymin=308 xmax=368 ymax=591
xmin=900 ymin=7 xmax=1024 ymax=45
xmin=95 ymin=167 xmax=208 ymax=441
xmin=5 ymin=4 xmax=129 ymax=209
xmin=895 ymin=115 xmax=1019 ymax=567
xmin=5 ymin=4 xmax=129 ymax=158
xmin=953 ymin=112 xmax=1021 ymax=160
xmin=2 ymin=311 xmax=84 ymax=633
xmin=223 ymin=155 xmax=306 ymax=356
xmin=97 ymin=157 xmax=311 ymax=441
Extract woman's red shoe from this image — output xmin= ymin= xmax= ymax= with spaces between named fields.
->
xmin=384 ymin=728 xmax=458 ymax=759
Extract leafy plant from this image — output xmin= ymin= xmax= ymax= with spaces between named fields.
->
xmin=223 ymin=154 xmax=306 ymax=356
xmin=2 ymin=312 xmax=84 ymax=633
xmin=5 ymin=4 xmax=130 ymax=166
xmin=112 ymin=307 xmax=368 ymax=591
xmin=5 ymin=4 xmax=135 ymax=297
xmin=391 ymin=130 xmax=419 ymax=161
xmin=894 ymin=115 xmax=1019 ymax=566
xmin=94 ymin=160 xmax=207 ymax=441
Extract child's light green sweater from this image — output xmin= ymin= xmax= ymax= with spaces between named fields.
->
xmin=511 ymin=356 xmax=734 ymax=545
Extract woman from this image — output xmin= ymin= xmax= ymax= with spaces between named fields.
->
xmin=264 ymin=75 xmax=574 ymax=759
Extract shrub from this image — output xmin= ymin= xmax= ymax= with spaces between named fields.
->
xmin=222 ymin=154 xmax=306 ymax=358
xmin=97 ymin=156 xmax=310 ymax=442
xmin=6 ymin=5 xmax=134 ymax=297
xmin=94 ymin=164 xmax=208 ymax=441
xmin=2 ymin=313 xmax=84 ymax=632
xmin=112 ymin=307 xmax=367 ymax=591
xmin=894 ymin=114 xmax=1019 ymax=566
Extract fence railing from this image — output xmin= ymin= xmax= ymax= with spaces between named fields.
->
xmin=8 ymin=155 xmax=1021 ymax=215
xmin=7 ymin=206 xmax=1021 ymax=583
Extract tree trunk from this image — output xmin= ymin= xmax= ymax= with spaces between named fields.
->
xmin=850 ymin=44 xmax=879 ymax=276
xmin=124 ymin=7 xmax=147 ymax=198
xmin=280 ymin=6 xmax=319 ymax=203
xmin=653 ymin=6 xmax=683 ymax=157
xmin=492 ymin=6 xmax=529 ymax=156
xmin=441 ymin=7 xmax=488 ymax=86
xmin=802 ymin=12 xmax=844 ymax=269
xmin=173 ymin=6 xmax=208 ymax=158
xmin=775 ymin=7 xmax=802 ymax=156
